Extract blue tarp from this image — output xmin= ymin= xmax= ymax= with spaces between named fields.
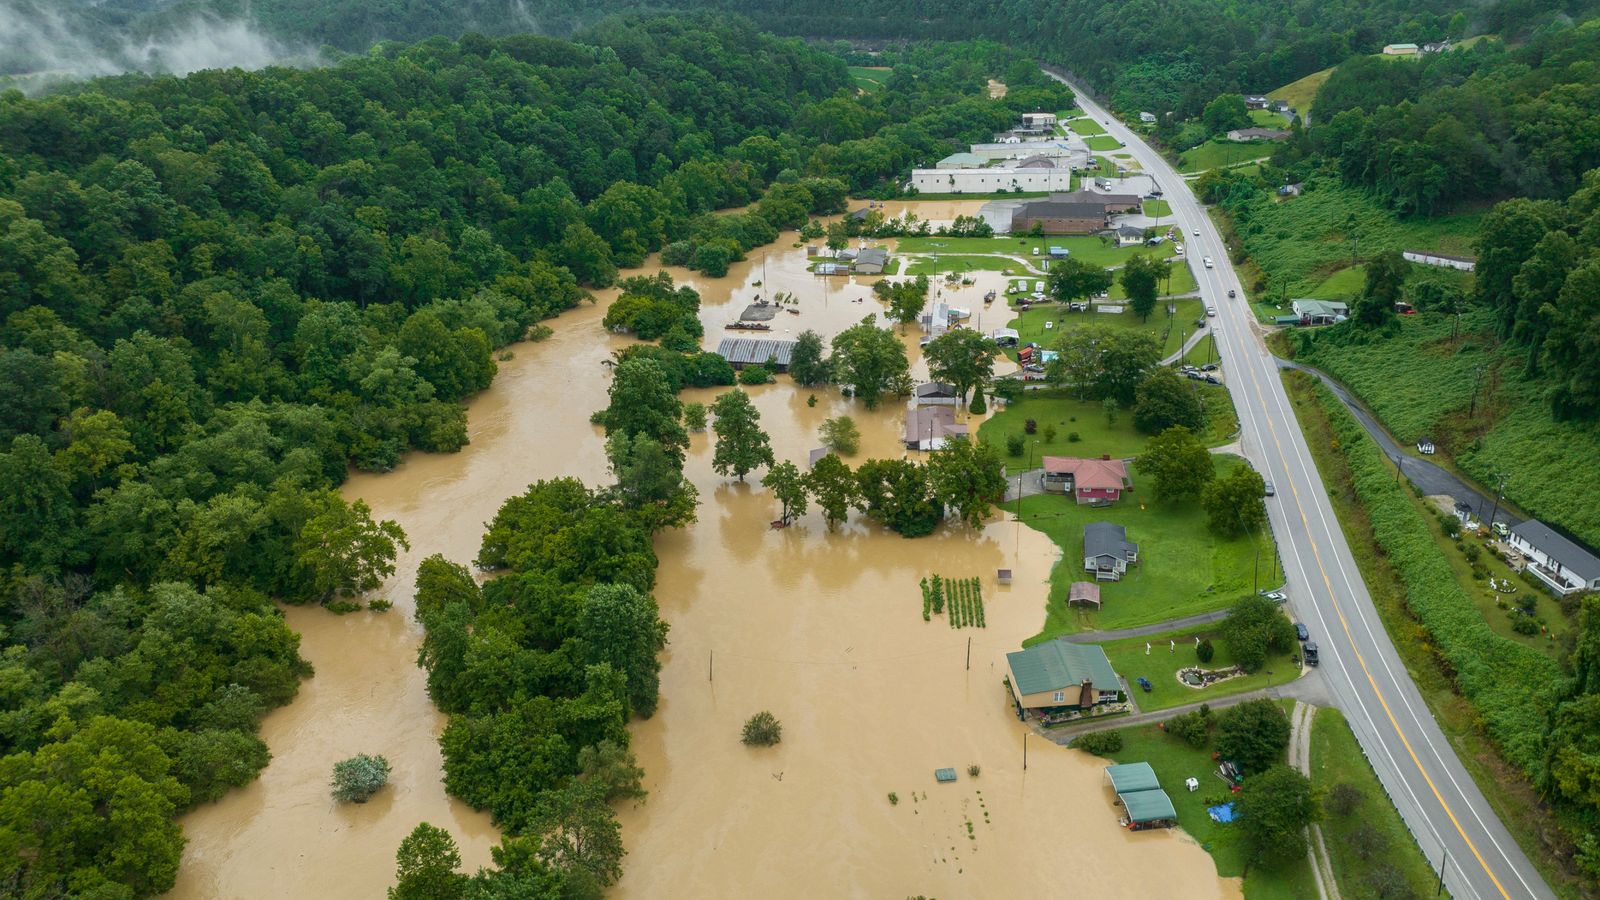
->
xmin=1207 ymin=803 xmax=1236 ymax=823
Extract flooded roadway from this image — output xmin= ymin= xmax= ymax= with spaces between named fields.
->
xmin=169 ymin=205 xmax=1236 ymax=898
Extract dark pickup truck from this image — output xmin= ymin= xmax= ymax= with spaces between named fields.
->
xmin=1303 ymin=642 xmax=1320 ymax=667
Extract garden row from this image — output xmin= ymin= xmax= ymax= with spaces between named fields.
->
xmin=920 ymin=574 xmax=986 ymax=628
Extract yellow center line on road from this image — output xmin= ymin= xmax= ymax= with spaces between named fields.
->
xmin=1241 ymin=339 xmax=1512 ymax=899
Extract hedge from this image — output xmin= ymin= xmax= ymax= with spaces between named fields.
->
xmin=1311 ymin=380 xmax=1560 ymax=774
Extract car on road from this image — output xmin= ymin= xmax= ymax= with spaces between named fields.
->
xmin=1227 ymin=289 xmax=1236 ymax=298
xmin=1192 ymin=228 xmax=1199 ymax=236
xmin=1295 ymin=623 xmax=1309 ymax=641
xmin=1195 ymin=317 xmax=1207 ymax=328
xmin=1206 ymin=306 xmax=1217 ymax=317
xmin=1264 ymin=480 xmax=1275 ymax=496
xmin=1304 ymin=642 xmax=1320 ymax=666
xmin=1203 ymin=256 xmax=1214 ymax=268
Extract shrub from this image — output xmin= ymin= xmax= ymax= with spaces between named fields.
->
xmin=367 ymin=598 xmax=393 ymax=611
xmin=1072 ymin=730 xmax=1123 ymax=755
xmin=1067 ymin=431 xmax=1081 ymax=443
xmin=331 ymin=753 xmax=391 ymax=803
xmin=738 ymin=364 xmax=773 ymax=385
xmin=1043 ymin=424 xmax=1058 ymax=443
xmin=1166 ymin=710 xmax=1211 ymax=748
xmin=888 ymin=792 xmax=899 ymax=805
xmin=967 ymin=764 xmax=981 ymax=777
xmin=1006 ymin=433 xmax=1025 ymax=456
xmin=1024 ymin=418 xmax=1037 ymax=435
xmin=1196 ymin=638 xmax=1215 ymax=663
xmin=1326 ymin=782 xmax=1363 ymax=817
xmin=683 ymin=401 xmax=708 ymax=431
xmin=742 ymin=711 xmax=783 ymax=746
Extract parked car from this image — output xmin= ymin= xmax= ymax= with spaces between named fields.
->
xmin=1304 ymin=642 xmax=1320 ymax=666
xmin=1203 ymin=256 xmax=1214 ymax=268
xmin=1263 ymin=480 xmax=1275 ymax=496
xmin=1192 ymin=228 xmax=1200 ymax=236
xmin=1227 ymin=289 xmax=1236 ymax=298
xmin=1137 ymin=677 xmax=1153 ymax=692
xmin=1206 ymin=306 xmax=1217 ymax=317
xmin=1261 ymin=588 xmax=1287 ymax=603
xmin=1295 ymin=623 xmax=1309 ymax=641
xmin=1185 ymin=372 xmax=1204 ymax=381
xmin=1204 ymin=375 xmax=1221 ymax=384
xmin=1195 ymin=318 xmax=1207 ymax=328
xmin=1201 ymin=363 xmax=1219 ymax=372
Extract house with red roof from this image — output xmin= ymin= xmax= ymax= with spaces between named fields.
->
xmin=1041 ymin=456 xmax=1132 ymax=505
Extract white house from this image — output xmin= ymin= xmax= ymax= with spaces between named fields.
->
xmin=1020 ymin=112 xmax=1058 ymax=129
xmin=1138 ymin=111 xmax=1157 ymax=124
xmin=1508 ymin=520 xmax=1600 ymax=596
xmin=910 ymin=166 xmax=1074 ymax=194
xmin=1402 ymin=250 xmax=1476 ymax=272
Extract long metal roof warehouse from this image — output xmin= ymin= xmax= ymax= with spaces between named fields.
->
xmin=714 ymin=337 xmax=797 ymax=371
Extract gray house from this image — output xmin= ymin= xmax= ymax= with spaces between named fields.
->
xmin=1508 ymin=520 xmax=1600 ymax=596
xmin=1084 ymin=521 xmax=1139 ymax=581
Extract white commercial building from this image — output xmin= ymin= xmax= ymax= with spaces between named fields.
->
xmin=911 ymin=166 xmax=1074 ymax=195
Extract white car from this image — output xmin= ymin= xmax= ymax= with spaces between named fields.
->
xmin=1192 ymin=228 xmax=1199 ymax=236
xmin=1203 ymin=257 xmax=1214 ymax=268
xmin=1206 ymin=306 xmax=1217 ymax=317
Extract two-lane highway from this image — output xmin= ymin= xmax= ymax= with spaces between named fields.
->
xmin=1048 ymin=73 xmax=1553 ymax=900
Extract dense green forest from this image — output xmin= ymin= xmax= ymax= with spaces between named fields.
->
xmin=0 ymin=16 xmax=1059 ymax=893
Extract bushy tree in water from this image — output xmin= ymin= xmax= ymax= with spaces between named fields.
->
xmin=742 ymin=711 xmax=783 ymax=746
xmin=331 ymin=753 xmax=391 ymax=803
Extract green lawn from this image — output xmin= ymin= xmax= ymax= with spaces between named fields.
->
xmin=902 ymin=254 xmax=1028 ymax=276
xmin=1067 ymin=117 xmax=1108 ymax=136
xmin=1005 ymin=301 xmax=1199 ymax=359
xmin=1108 ymin=263 xmax=1198 ymax=299
xmin=1182 ymin=331 xmax=1222 ymax=367
xmin=982 ymin=389 xmax=1156 ymax=462
xmin=1099 ymin=623 xmax=1300 ymax=712
xmin=1178 ymin=140 xmax=1271 ymax=174
xmin=848 ymin=66 xmax=889 ymax=93
xmin=1248 ymin=109 xmax=1287 ymax=128
xmin=1005 ymin=457 xmax=1261 ymax=637
xmin=1143 ymin=198 xmax=1173 ymax=218
xmin=901 ymin=235 xmax=1151 ymax=268
xmin=1305 ymin=265 xmax=1365 ymax=299
xmin=1085 ymin=134 xmax=1124 ymax=151
xmin=1083 ymin=715 xmax=1317 ymax=898
xmin=1311 ymin=708 xmax=1443 ymax=899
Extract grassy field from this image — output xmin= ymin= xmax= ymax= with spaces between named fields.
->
xmin=1005 ymin=455 xmax=1260 ymax=637
xmin=982 ymin=381 xmax=1236 ymax=456
xmin=1143 ymin=198 xmax=1173 ymax=218
xmin=902 ymin=234 xmax=1154 ymax=268
xmin=902 ymin=254 xmax=1028 ymax=276
xmin=1293 ymin=309 xmax=1600 ymax=548
xmin=1099 ymin=623 xmax=1299 ymax=712
xmin=1230 ymin=177 xmax=1481 ymax=296
xmin=848 ymin=66 xmax=889 ymax=93
xmin=1178 ymin=140 xmax=1272 ymax=173
xmin=1067 ymin=117 xmax=1108 ymax=136
xmin=1281 ymin=370 xmax=1584 ymax=897
xmin=1109 ymin=263 xmax=1198 ymax=298
xmin=1084 ymin=712 xmax=1316 ymax=898
xmin=1085 ymin=134 xmax=1124 ymax=151
xmin=1005 ymin=299 xmax=1201 ymax=358
xmin=1268 ymin=66 xmax=1333 ymax=118
xmin=1248 ymin=109 xmax=1287 ymax=128
xmin=1181 ymin=331 xmax=1222 ymax=367
xmin=1310 ymin=708 xmax=1446 ymax=899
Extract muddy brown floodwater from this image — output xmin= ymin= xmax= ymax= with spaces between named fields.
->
xmin=169 ymin=207 xmax=1237 ymax=898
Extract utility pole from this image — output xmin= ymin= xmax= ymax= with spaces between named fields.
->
xmin=709 ymin=650 xmax=714 ymax=682
xmin=1436 ymin=847 xmax=1448 ymax=897
xmin=1468 ymin=365 xmax=1487 ymax=417
xmin=966 ymin=636 xmax=972 ymax=671
xmin=1487 ymin=472 xmax=1509 ymax=530
xmin=1023 ymin=732 xmax=1029 ymax=771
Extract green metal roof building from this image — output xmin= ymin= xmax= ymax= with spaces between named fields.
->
xmin=1119 ymin=788 xmax=1177 ymax=825
xmin=936 ymin=152 xmax=985 ymax=169
xmin=1005 ymin=641 xmax=1122 ymax=713
xmin=1105 ymin=762 xmax=1160 ymax=794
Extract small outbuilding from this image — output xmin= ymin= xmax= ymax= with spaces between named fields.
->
xmin=1105 ymin=762 xmax=1160 ymax=794
xmin=853 ymin=247 xmax=890 ymax=275
xmin=904 ymin=405 xmax=968 ymax=451
xmin=913 ymin=381 xmax=960 ymax=406
xmin=1068 ymin=581 xmax=1102 ymax=609
xmin=1417 ymin=437 xmax=1436 ymax=455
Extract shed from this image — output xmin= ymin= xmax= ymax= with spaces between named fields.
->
xmin=1120 ymin=789 xmax=1177 ymax=826
xmin=1068 ymin=581 xmax=1102 ymax=608
xmin=1105 ymin=762 xmax=1160 ymax=794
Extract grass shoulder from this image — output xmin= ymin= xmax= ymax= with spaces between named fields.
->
xmin=1310 ymin=707 xmax=1442 ymax=899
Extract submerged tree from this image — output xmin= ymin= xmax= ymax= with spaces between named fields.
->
xmin=710 ymin=389 xmax=774 ymax=481
xmin=331 ymin=753 xmax=392 ymax=803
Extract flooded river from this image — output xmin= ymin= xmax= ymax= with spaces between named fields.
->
xmin=170 ymin=206 xmax=1236 ymax=898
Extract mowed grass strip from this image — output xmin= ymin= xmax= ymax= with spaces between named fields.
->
xmin=1310 ymin=707 xmax=1443 ymax=899
xmin=1067 ymin=117 xmax=1108 ymax=135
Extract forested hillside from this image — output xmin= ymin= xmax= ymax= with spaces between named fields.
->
xmin=0 ymin=18 xmax=1062 ymax=895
